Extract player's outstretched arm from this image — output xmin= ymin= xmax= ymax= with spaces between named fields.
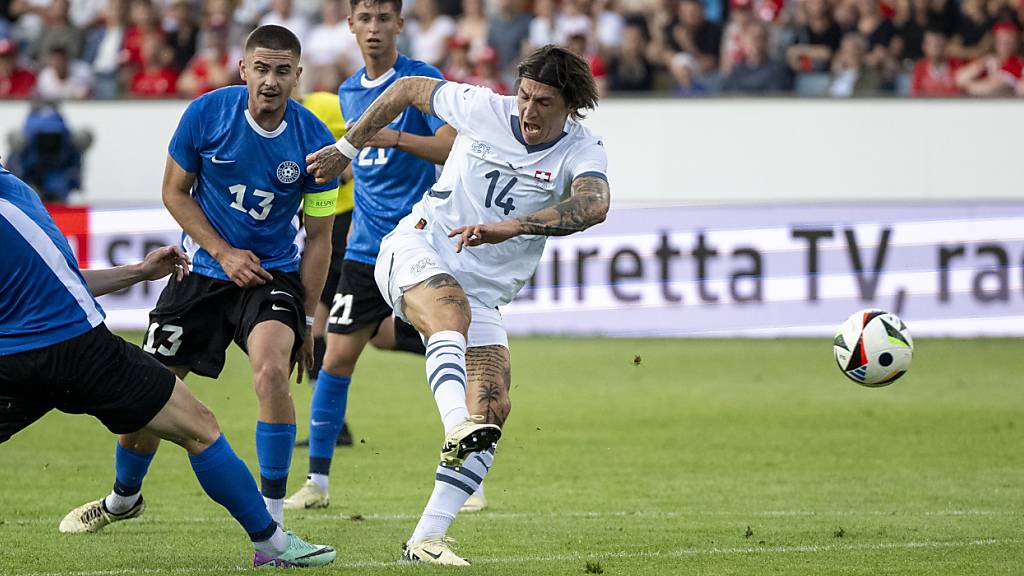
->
xmin=306 ymin=76 xmax=441 ymax=183
xmin=449 ymin=176 xmax=611 ymax=252
xmin=162 ymin=154 xmax=273 ymax=288
xmin=81 ymin=245 xmax=191 ymax=297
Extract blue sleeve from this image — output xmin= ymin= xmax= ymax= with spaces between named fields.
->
xmin=167 ymin=97 xmax=205 ymax=173
xmin=304 ymin=117 xmax=340 ymax=193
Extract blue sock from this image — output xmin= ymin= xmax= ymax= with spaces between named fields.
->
xmin=112 ymin=442 xmax=155 ymax=496
xmin=308 ymin=370 xmax=351 ymax=476
xmin=255 ymin=421 xmax=296 ymax=499
xmin=189 ymin=434 xmax=276 ymax=541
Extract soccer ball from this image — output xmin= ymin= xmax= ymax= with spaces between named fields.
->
xmin=833 ymin=309 xmax=913 ymax=387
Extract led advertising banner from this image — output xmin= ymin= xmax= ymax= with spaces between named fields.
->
xmin=70 ymin=203 xmax=1024 ymax=336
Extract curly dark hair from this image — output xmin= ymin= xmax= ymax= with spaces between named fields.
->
xmin=516 ymin=45 xmax=599 ymax=121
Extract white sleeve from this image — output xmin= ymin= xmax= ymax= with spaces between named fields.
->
xmin=565 ymin=139 xmax=609 ymax=183
xmin=429 ymin=81 xmax=495 ymax=135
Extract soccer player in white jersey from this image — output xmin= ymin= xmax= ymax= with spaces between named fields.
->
xmin=307 ymin=44 xmax=610 ymax=565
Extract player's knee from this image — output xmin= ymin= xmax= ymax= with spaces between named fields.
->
xmin=252 ymin=362 xmax=290 ymax=400
xmin=321 ymin=349 xmax=357 ymax=376
xmin=321 ymin=335 xmax=364 ymax=375
xmin=191 ymin=400 xmax=221 ymax=444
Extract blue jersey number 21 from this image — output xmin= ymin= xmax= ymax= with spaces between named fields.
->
xmin=484 ymin=170 xmax=517 ymax=215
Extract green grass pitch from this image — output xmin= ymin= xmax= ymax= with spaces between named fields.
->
xmin=0 ymin=336 xmax=1021 ymax=575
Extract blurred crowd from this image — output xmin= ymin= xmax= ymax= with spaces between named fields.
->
xmin=2 ymin=0 xmax=1024 ymax=99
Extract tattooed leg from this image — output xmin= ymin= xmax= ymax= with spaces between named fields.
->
xmin=402 ymin=273 xmax=472 ymax=338
xmin=466 ymin=346 xmax=512 ymax=426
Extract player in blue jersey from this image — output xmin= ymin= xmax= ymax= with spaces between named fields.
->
xmin=283 ymin=0 xmax=457 ymax=510
xmin=59 ymin=25 xmax=339 ymax=534
xmin=0 ymin=166 xmax=336 ymax=567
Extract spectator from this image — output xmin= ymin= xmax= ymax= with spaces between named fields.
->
xmin=487 ymin=0 xmax=531 ymax=80
xmin=856 ymin=0 xmax=898 ymax=77
xmin=670 ymin=0 xmax=722 ymax=74
xmin=829 ymin=31 xmax=884 ymax=95
xmin=36 ymin=45 xmax=94 ymax=100
xmin=528 ymin=0 xmax=559 ymax=49
xmin=721 ymin=21 xmax=790 ymax=92
xmin=176 ymin=24 xmax=238 ymax=98
xmin=891 ymin=0 xmax=929 ymax=63
xmin=608 ymin=20 xmax=656 ymax=92
xmin=955 ymin=20 xmax=1023 ymax=95
xmin=926 ymin=0 xmax=959 ymax=34
xmin=407 ymin=0 xmax=456 ymax=66
xmin=259 ymin=0 xmax=311 ymax=45
xmin=456 ymin=0 xmax=488 ymax=57
xmin=0 ymin=38 xmax=36 ymax=97
xmin=234 ymin=0 xmax=271 ymax=30
xmin=949 ymin=0 xmax=993 ymax=60
xmin=123 ymin=0 xmax=162 ymax=69
xmin=787 ymin=0 xmax=841 ymax=74
xmin=165 ymin=0 xmax=197 ymax=73
xmin=8 ymin=0 xmax=49 ymax=51
xmin=832 ymin=0 xmax=859 ymax=31
xmin=202 ymin=0 xmax=242 ymax=49
xmin=721 ymin=0 xmax=755 ymax=75
xmin=305 ymin=0 xmax=359 ymax=75
xmin=467 ymin=45 xmax=509 ymax=93
xmin=911 ymin=25 xmax=962 ymax=95
xmin=567 ymin=32 xmax=609 ymax=94
xmin=592 ymin=0 xmax=625 ymax=52
xmin=129 ymin=32 xmax=176 ymax=96
xmin=70 ymin=0 xmax=105 ymax=29
xmin=82 ymin=0 xmax=129 ymax=98
xmin=32 ymin=0 xmax=85 ymax=63
xmin=555 ymin=0 xmax=591 ymax=43
xmin=442 ymin=35 xmax=474 ymax=83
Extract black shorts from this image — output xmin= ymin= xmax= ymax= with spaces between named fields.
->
xmin=326 ymin=260 xmax=424 ymax=354
xmin=327 ymin=259 xmax=393 ymax=335
xmin=319 ymin=210 xmax=353 ymax=308
xmin=0 ymin=324 xmax=176 ymax=444
xmin=146 ymin=271 xmax=306 ymax=378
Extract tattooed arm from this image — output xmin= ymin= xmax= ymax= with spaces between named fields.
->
xmin=305 ymin=77 xmax=442 ymax=183
xmin=449 ymin=175 xmax=611 ymax=252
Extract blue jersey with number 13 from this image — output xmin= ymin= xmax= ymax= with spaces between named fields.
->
xmin=168 ymin=86 xmax=338 ymax=280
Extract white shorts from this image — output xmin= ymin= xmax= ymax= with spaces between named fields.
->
xmin=375 ymin=228 xmax=509 ymax=349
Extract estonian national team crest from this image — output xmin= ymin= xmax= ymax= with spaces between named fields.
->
xmin=277 ymin=161 xmax=300 ymax=184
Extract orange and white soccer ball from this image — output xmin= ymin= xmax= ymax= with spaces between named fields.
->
xmin=833 ymin=309 xmax=913 ymax=387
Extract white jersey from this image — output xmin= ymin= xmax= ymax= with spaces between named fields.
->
xmin=400 ymin=81 xmax=608 ymax=308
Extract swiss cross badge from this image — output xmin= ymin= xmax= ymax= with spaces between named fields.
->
xmin=534 ymin=170 xmax=552 ymax=182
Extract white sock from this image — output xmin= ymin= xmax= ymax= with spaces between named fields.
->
xmin=253 ymin=526 xmax=290 ymax=555
xmin=424 ymin=331 xmax=470 ymax=433
xmin=264 ymin=496 xmax=284 ymax=527
xmin=409 ymin=447 xmax=495 ymax=544
xmin=309 ymin=473 xmax=328 ymax=492
xmin=104 ymin=491 xmax=140 ymax=514
xmin=472 ymin=483 xmax=485 ymax=499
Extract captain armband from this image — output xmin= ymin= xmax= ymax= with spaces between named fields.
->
xmin=303 ymin=189 xmax=338 ymax=217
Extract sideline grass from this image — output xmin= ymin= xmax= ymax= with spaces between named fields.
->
xmin=0 ymin=337 xmax=1021 ymax=575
